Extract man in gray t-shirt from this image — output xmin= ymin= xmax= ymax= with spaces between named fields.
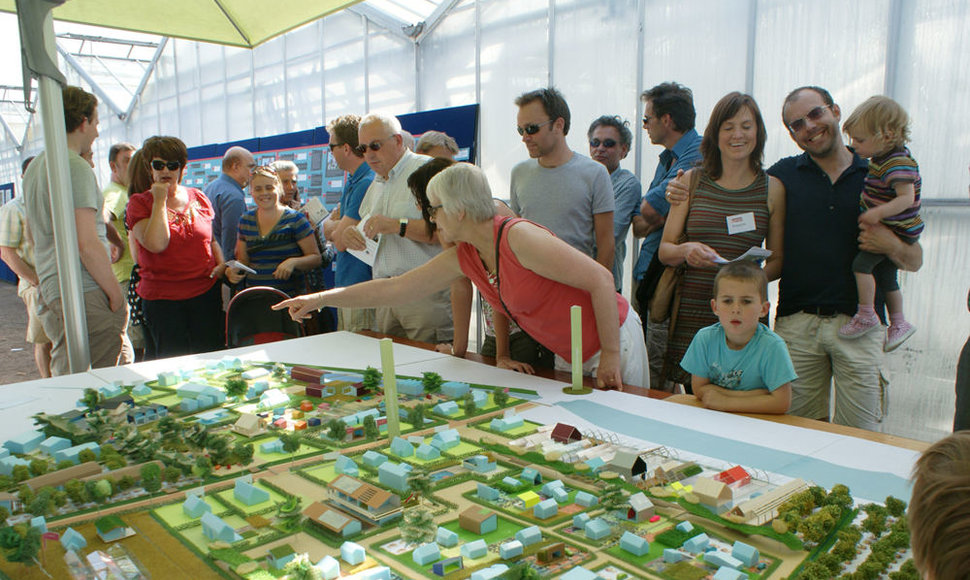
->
xmin=510 ymin=88 xmax=614 ymax=271
xmin=22 ymin=86 xmax=130 ymax=375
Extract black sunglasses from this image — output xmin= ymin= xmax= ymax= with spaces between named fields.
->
xmin=787 ymin=104 xmax=831 ymax=133
xmin=589 ymin=138 xmax=618 ymax=148
xmin=354 ymin=136 xmax=392 ymax=156
xmin=516 ymin=119 xmax=553 ymax=136
xmin=150 ymin=159 xmax=181 ymax=171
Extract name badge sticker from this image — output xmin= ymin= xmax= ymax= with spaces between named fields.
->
xmin=726 ymin=212 xmax=756 ymax=235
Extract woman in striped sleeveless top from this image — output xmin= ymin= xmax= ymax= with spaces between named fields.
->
xmin=658 ymin=92 xmax=786 ymax=389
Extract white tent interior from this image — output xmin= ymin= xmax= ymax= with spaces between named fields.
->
xmin=0 ymin=0 xmax=968 ymax=442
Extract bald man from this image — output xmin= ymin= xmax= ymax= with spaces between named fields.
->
xmin=205 ymin=146 xmax=255 ymax=261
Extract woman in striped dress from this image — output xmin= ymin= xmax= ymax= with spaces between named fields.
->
xmin=658 ymin=92 xmax=786 ymax=388
xmin=226 ymin=166 xmax=321 ymax=297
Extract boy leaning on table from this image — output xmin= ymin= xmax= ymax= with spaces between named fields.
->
xmin=680 ymin=261 xmax=796 ymax=414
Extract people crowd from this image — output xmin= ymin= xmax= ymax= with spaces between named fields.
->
xmin=5 ymin=81 xmax=945 ymax=434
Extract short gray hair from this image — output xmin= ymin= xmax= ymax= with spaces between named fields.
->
xmin=416 ymin=131 xmax=459 ymax=155
xmin=426 ymin=163 xmax=496 ymax=223
xmin=271 ymin=159 xmax=298 ymax=174
xmin=359 ymin=113 xmax=402 ymax=137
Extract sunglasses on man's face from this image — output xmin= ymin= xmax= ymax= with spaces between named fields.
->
xmin=354 ymin=136 xmax=393 ymax=156
xmin=589 ymin=138 xmax=618 ymax=149
xmin=150 ymin=159 xmax=181 ymax=171
xmin=516 ymin=119 xmax=553 ymax=136
xmin=787 ymin=104 xmax=832 ymax=133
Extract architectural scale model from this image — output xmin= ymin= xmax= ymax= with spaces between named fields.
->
xmin=0 ymin=356 xmax=917 ymax=580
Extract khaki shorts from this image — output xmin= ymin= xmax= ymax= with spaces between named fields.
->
xmin=21 ymin=285 xmax=51 ymax=344
xmin=774 ymin=312 xmax=886 ymax=431
xmin=338 ymin=307 xmax=376 ymax=333
xmin=37 ymin=289 xmax=131 ymax=376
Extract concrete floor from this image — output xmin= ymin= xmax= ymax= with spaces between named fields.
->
xmin=0 ymin=280 xmax=44 ymax=384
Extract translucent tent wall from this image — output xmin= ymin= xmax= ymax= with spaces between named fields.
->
xmin=1 ymin=0 xmax=968 ymax=441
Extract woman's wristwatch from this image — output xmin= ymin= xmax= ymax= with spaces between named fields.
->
xmin=398 ymin=218 xmax=408 ymax=237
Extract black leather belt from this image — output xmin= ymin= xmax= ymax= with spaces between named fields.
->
xmin=800 ymin=306 xmax=841 ymax=318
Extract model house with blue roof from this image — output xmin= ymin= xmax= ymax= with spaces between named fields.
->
xmin=664 ymin=548 xmax=686 ymax=563
xmin=378 ymin=461 xmax=412 ymax=492
xmin=462 ymin=454 xmax=495 ymax=473
xmin=201 ymin=512 xmax=242 ymax=543
xmin=234 ymin=478 xmax=270 ymax=506
xmin=157 ymin=371 xmax=179 ymax=386
xmin=196 ymin=408 xmax=230 ymax=425
xmin=260 ymin=438 xmax=284 ymax=454
xmin=259 ymin=389 xmax=289 ymax=409
xmin=177 ymin=382 xmax=225 ymax=402
xmin=499 ymin=540 xmax=523 ymax=559
xmin=314 ymin=555 xmax=340 ymax=579
xmin=470 ymin=564 xmax=509 ymax=580
xmin=584 ymin=456 xmax=606 ymax=474
xmin=54 ymin=441 xmax=100 ymax=465
xmin=60 ymin=527 xmax=86 ymax=552
xmin=520 ymin=467 xmax=541 ymax=485
xmin=412 ymin=542 xmax=440 ymax=566
xmin=551 ymin=487 xmax=569 ymax=503
xmin=515 ymin=525 xmax=541 ymax=546
xmin=267 ymin=544 xmax=297 ymax=570
xmin=334 ymin=455 xmax=359 ymax=476
xmin=183 ymin=495 xmax=211 ymax=518
xmin=574 ymin=491 xmax=597 ymax=507
xmin=620 ymin=531 xmax=650 ymax=556
xmin=461 ymin=538 xmax=488 ymax=559
xmin=0 ymin=456 xmax=29 ymax=476
xmin=220 ymin=356 xmax=242 ymax=370
xmin=390 ymin=437 xmax=414 ymax=457
xmin=362 ymin=450 xmax=387 ymax=468
xmin=30 ymin=515 xmax=46 ymax=533
xmin=676 ymin=520 xmax=694 ymax=533
xmin=560 ymin=568 xmax=598 ymax=580
xmin=97 ymin=383 xmax=123 ymax=399
xmin=340 ymin=541 xmax=366 ymax=565
xmin=541 ymin=479 xmax=564 ymax=496
xmin=247 ymin=381 xmax=269 ymax=398
xmin=131 ymin=383 xmax=152 ymax=397
xmin=39 ymin=436 xmax=71 ymax=455
xmin=573 ymin=513 xmax=590 ymax=529
xmin=707 ymin=551 xmax=744 ymax=569
xmin=713 ymin=568 xmax=746 ymax=580
xmin=732 ymin=541 xmax=759 ymax=566
xmin=476 ymin=483 xmax=499 ymax=501
xmin=432 ymin=401 xmax=459 ymax=416
xmin=354 ymin=567 xmax=391 ymax=580
xmin=4 ymin=429 xmax=45 ymax=454
xmin=441 ymin=381 xmax=469 ymax=398
xmin=490 ymin=411 xmax=524 ymax=432
xmin=683 ymin=532 xmax=710 ymax=553
xmin=416 ymin=443 xmax=440 ymax=461
xmin=398 ymin=379 xmax=424 ymax=396
xmin=430 ymin=429 xmax=460 ymax=450
xmin=501 ymin=476 xmax=521 ymax=489
xmin=241 ymin=367 xmax=269 ymax=380
xmin=534 ymin=498 xmax=558 ymax=519
xmin=584 ymin=517 xmax=611 ymax=540
xmin=470 ymin=389 xmax=488 ymax=406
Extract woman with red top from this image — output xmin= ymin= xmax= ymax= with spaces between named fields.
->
xmin=274 ymin=163 xmax=649 ymax=389
xmin=126 ymin=136 xmax=227 ymax=357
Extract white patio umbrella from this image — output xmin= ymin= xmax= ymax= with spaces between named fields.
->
xmin=0 ymin=0 xmax=362 ymax=373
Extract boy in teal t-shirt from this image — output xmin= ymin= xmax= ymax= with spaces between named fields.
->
xmin=681 ymin=261 xmax=796 ymax=414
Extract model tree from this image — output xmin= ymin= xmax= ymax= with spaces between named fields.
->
xmin=233 ymin=442 xmax=255 ymax=466
xmin=362 ymin=415 xmax=380 ymax=439
xmin=65 ymin=479 xmax=84 ymax=505
xmin=6 ymin=525 xmax=41 ymax=567
xmin=224 ymin=378 xmax=248 ymax=399
xmin=600 ymin=483 xmax=627 ymax=514
xmin=281 ymin=432 xmax=302 ymax=455
xmin=885 ymin=495 xmax=907 ymax=518
xmin=461 ymin=391 xmax=477 ymax=416
xmin=421 ymin=371 xmax=443 ymax=394
xmin=195 ymin=455 xmax=213 ymax=479
xmin=823 ymin=483 xmax=854 ymax=512
xmin=407 ymin=469 xmax=433 ymax=503
xmin=11 ymin=465 xmax=29 ymax=483
xmin=408 ymin=403 xmax=426 ymax=427
xmin=399 ymin=506 xmax=436 ymax=545
xmin=493 ymin=388 xmax=510 ymax=407
xmin=862 ymin=503 xmax=888 ymax=537
xmin=141 ymin=463 xmax=162 ymax=494
xmin=283 ymin=553 xmax=321 ymax=580
xmin=362 ymin=366 xmax=381 ymax=390
xmin=82 ymin=387 xmax=101 ymax=411
xmin=272 ymin=363 xmax=288 ymax=380
xmin=326 ymin=419 xmax=346 ymax=441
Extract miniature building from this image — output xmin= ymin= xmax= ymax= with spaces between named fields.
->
xmin=183 ymin=495 xmax=211 ymax=518
xmin=620 ymin=531 xmax=650 ymax=556
xmin=584 ymin=517 xmax=611 ymax=540
xmin=390 ymin=437 xmax=414 ymax=457
xmin=693 ymin=476 xmax=733 ymax=509
xmin=432 ymin=556 xmax=463 ymax=576
xmin=713 ymin=568 xmax=747 ymax=580
xmin=39 ymin=436 xmax=72 ymax=455
xmin=584 ymin=456 xmax=606 ymax=474
xmin=728 ymin=478 xmax=809 ymax=525
xmin=574 ymin=491 xmax=598 ymax=507
xmin=157 ymin=371 xmax=180 ymax=386
xmin=517 ymin=490 xmax=540 ymax=509
xmin=430 ymin=429 xmax=460 ymax=450
xmin=362 ymin=450 xmax=388 ymax=468
xmin=732 ymin=541 xmax=759 ymax=566
xmin=655 ymin=460 xmax=699 ymax=483
xmin=501 ymin=476 xmax=521 ymax=490
xmin=260 ymin=439 xmax=284 ymax=454
xmin=131 ymin=383 xmax=152 ymax=397
xmin=432 ymin=401 xmax=459 ymax=416
xmin=441 ymin=381 xmax=470 ymax=398
xmin=573 ymin=513 xmax=590 ymax=528
xmin=716 ymin=465 xmax=751 ymax=488
xmin=30 ymin=515 xmax=46 ymax=533
xmin=413 ymin=541 xmax=441 ymax=565
xmin=520 ymin=467 xmax=542 ymax=485
xmin=560 ymin=569 xmax=598 ymax=580
xmin=706 ymin=551 xmax=744 ymax=569
xmin=242 ymin=367 xmax=270 ymax=380
xmin=515 ymin=526 xmax=542 ymax=546
xmin=259 ymin=389 xmax=290 ymax=409
xmin=499 ymin=540 xmax=523 ymax=559
xmin=314 ymin=555 xmax=340 ymax=580
xmin=54 ymin=441 xmax=101 ymax=465
xmin=675 ymin=520 xmax=694 ymax=533
xmin=305 ymin=385 xmax=325 ymax=398
xmin=201 ymin=512 xmax=242 ymax=543
xmin=533 ymin=498 xmax=558 ymax=519
xmin=304 ymin=501 xmax=362 ymax=537
xmin=470 ymin=564 xmax=509 ymax=580
xmin=267 ymin=544 xmax=297 ymax=570
xmin=328 ymin=474 xmax=402 ymax=525
xmin=627 ymin=492 xmax=656 ymax=522
xmin=536 ymin=542 xmax=566 ymax=563
xmin=60 ymin=527 xmax=87 ymax=552
xmin=476 ymin=483 xmax=499 ymax=501
xmin=461 ymin=538 xmax=488 ymax=559
xmin=435 ymin=526 xmax=459 ymax=547
xmin=470 ymin=389 xmax=488 ymax=406
xmin=290 ymin=365 xmax=326 ymax=384
xmin=490 ymin=412 xmax=524 ymax=432
xmin=398 ymin=379 xmax=424 ymax=396
xmin=234 ymin=479 xmax=270 ymax=506
xmin=2 ymin=456 xmax=32 ymax=477
xmin=4 ymin=429 xmax=45 ymax=454
xmin=459 ymin=506 xmax=497 ymax=535
xmin=335 ymin=455 xmax=359 ymax=476
xmin=340 ymin=541 xmax=366 ymax=565
xmin=609 ymin=449 xmax=646 ymax=479
xmin=683 ymin=532 xmax=711 ymax=553
xmin=540 ymin=479 xmax=564 ymax=496
xmin=95 ymin=516 xmax=128 ymax=542
xmin=550 ymin=423 xmax=582 ymax=443
xmin=462 ymin=455 xmax=495 ymax=472
xmin=378 ymin=461 xmax=412 ymax=493
xmin=415 ymin=443 xmax=440 ymax=460
xmin=177 ymin=382 xmax=225 ymax=403
xmin=664 ymin=548 xmax=686 ymax=563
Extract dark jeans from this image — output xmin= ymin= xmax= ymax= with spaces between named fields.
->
xmin=956 ymin=335 xmax=970 ymax=432
xmin=142 ymin=282 xmax=224 ymax=359
xmin=853 ymin=250 xmax=900 ymax=293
